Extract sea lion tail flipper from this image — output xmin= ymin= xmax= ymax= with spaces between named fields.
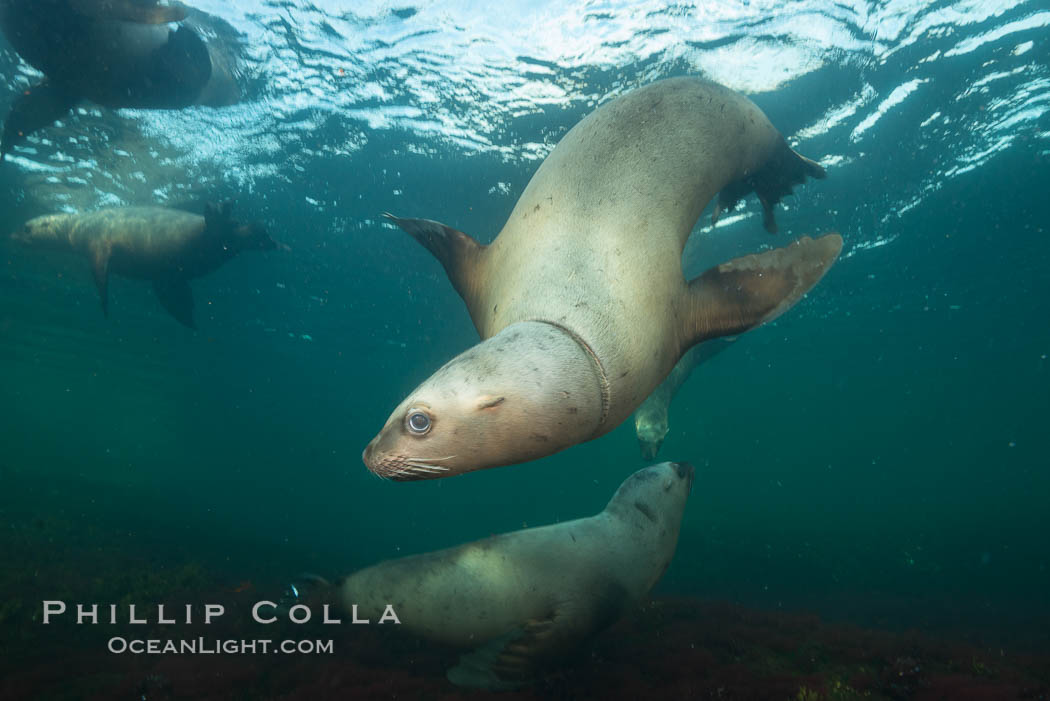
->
xmin=90 ymin=244 xmax=112 ymax=317
xmin=152 ymin=277 xmax=196 ymax=329
xmin=382 ymin=213 xmax=487 ymax=310
xmin=1 ymin=81 xmax=79 ymax=160
xmin=713 ymin=137 xmax=827 ymax=234
xmin=68 ymin=0 xmax=190 ymax=24
xmin=685 ymin=232 xmax=843 ymax=345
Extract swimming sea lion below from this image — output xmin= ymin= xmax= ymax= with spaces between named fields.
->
xmin=12 ymin=203 xmax=276 ymax=328
xmin=0 ymin=0 xmax=242 ymax=159
xmin=316 ymin=461 xmax=694 ymax=689
xmin=364 ymin=76 xmax=842 ymax=480
xmin=634 ymin=338 xmax=737 ymax=460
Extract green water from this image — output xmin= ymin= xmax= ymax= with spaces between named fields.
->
xmin=3 ymin=146 xmax=1047 ymax=653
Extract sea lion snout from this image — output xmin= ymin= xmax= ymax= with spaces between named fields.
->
xmin=671 ymin=461 xmax=695 ymax=491
xmin=361 ymin=435 xmax=443 ymax=482
xmin=636 ymin=422 xmax=668 ymax=461
xmin=361 ymin=438 xmax=383 ymax=475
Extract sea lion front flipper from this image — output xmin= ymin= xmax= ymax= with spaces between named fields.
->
xmin=90 ymin=243 xmax=112 ymax=317
xmin=383 ymin=213 xmax=488 ymax=322
xmin=1 ymin=81 xmax=80 ymax=160
xmin=68 ymin=0 xmax=190 ymax=24
xmin=448 ymin=587 xmax=623 ymax=690
xmin=685 ymin=233 xmax=843 ymax=346
xmin=446 ymin=627 xmax=532 ymax=690
xmin=713 ymin=137 xmax=827 ymax=234
xmin=447 ymin=617 xmax=563 ymax=691
xmin=146 ymin=25 xmax=212 ymax=107
xmin=152 ymin=277 xmax=196 ymax=329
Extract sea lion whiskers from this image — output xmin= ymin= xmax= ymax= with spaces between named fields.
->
xmin=385 ymin=465 xmax=411 ymax=480
xmin=403 ymin=462 xmax=450 ymax=474
xmin=372 ymin=456 xmax=452 ymax=480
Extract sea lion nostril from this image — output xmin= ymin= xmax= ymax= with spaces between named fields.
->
xmin=673 ymin=461 xmax=695 ymax=478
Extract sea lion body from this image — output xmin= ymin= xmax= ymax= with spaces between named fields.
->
xmin=476 ymin=80 xmax=780 ymax=421
xmin=329 ymin=461 xmax=694 ymax=688
xmin=13 ymin=203 xmax=275 ymax=327
xmin=0 ymin=0 xmax=241 ymax=157
xmin=365 ymin=77 xmax=842 ymax=480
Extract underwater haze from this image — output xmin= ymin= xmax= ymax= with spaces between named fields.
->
xmin=2 ymin=0 xmax=1049 ymax=698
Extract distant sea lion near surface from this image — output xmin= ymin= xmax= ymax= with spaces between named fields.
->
xmin=12 ymin=203 xmax=276 ymax=328
xmin=0 ymin=0 xmax=243 ymax=159
xmin=314 ymin=461 xmax=694 ymax=689
xmin=364 ymin=76 xmax=842 ymax=480
xmin=634 ymin=338 xmax=736 ymax=460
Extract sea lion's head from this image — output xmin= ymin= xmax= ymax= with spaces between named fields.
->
xmin=203 ymin=202 xmax=278 ymax=251
xmin=232 ymin=221 xmax=278 ymax=251
xmin=604 ymin=461 xmax=694 ymax=579
xmin=12 ymin=214 xmax=72 ymax=248
xmin=607 ymin=461 xmax=694 ymax=524
xmin=363 ymin=321 xmax=605 ymax=480
xmin=634 ymin=403 xmax=670 ymax=461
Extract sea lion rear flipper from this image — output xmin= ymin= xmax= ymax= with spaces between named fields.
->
xmin=713 ymin=137 xmax=827 ymax=234
xmin=1 ymin=81 xmax=79 ymax=160
xmin=90 ymin=244 xmax=112 ymax=317
xmin=68 ymin=0 xmax=190 ymax=24
xmin=383 ymin=213 xmax=487 ymax=320
xmin=152 ymin=277 xmax=196 ymax=329
xmin=685 ymin=233 xmax=843 ymax=346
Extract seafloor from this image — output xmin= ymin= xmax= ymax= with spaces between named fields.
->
xmin=2 ymin=475 xmax=1048 ymax=701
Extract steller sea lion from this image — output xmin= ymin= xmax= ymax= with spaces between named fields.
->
xmin=363 ymin=77 xmax=842 ymax=480
xmin=314 ymin=461 xmax=694 ymax=689
xmin=0 ymin=0 xmax=242 ymax=159
xmin=634 ymin=339 xmax=736 ymax=460
xmin=12 ymin=202 xmax=276 ymax=328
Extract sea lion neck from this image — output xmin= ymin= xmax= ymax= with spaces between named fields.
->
xmin=524 ymin=318 xmax=611 ymax=436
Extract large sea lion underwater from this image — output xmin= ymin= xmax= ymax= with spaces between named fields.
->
xmin=0 ymin=0 xmax=242 ymax=159
xmin=634 ymin=338 xmax=736 ymax=460
xmin=364 ymin=76 xmax=843 ymax=480
xmin=12 ymin=203 xmax=277 ymax=328
xmin=295 ymin=461 xmax=694 ymax=690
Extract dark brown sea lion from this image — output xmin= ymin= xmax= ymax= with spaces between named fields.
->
xmin=0 ymin=0 xmax=242 ymax=159
xmin=12 ymin=203 xmax=275 ymax=328
xmin=364 ymin=77 xmax=842 ymax=480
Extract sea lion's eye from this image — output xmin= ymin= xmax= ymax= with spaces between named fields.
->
xmin=406 ymin=410 xmax=431 ymax=435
